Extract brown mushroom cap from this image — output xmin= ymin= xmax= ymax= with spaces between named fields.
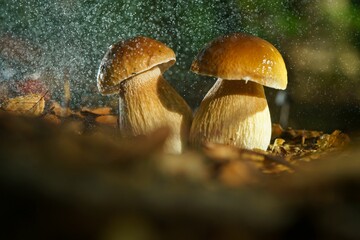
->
xmin=191 ymin=33 xmax=287 ymax=90
xmin=97 ymin=36 xmax=176 ymax=95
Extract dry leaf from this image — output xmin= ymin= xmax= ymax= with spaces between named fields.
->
xmin=50 ymin=101 xmax=82 ymax=118
xmin=203 ymin=142 xmax=293 ymax=175
xmin=317 ymin=130 xmax=350 ymax=149
xmin=50 ymin=101 xmax=69 ymax=117
xmin=95 ymin=115 xmax=118 ymax=127
xmin=271 ymin=123 xmax=284 ymax=139
xmin=42 ymin=114 xmax=61 ymax=125
xmin=81 ymin=107 xmax=113 ymax=116
xmin=2 ymin=94 xmax=45 ymax=116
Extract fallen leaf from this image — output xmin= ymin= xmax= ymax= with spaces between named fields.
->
xmin=81 ymin=107 xmax=113 ymax=116
xmin=2 ymin=94 xmax=45 ymax=116
xmin=95 ymin=115 xmax=118 ymax=127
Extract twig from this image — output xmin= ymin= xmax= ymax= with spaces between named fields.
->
xmin=27 ymin=90 xmax=49 ymax=113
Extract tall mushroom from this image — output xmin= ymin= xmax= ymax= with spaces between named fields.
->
xmin=190 ymin=33 xmax=287 ymax=150
xmin=97 ymin=36 xmax=192 ymax=154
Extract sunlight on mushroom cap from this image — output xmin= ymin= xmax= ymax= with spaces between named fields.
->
xmin=97 ymin=36 xmax=176 ymax=95
xmin=191 ymin=33 xmax=287 ymax=90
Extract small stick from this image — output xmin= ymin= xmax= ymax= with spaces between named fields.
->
xmin=27 ymin=90 xmax=49 ymax=113
xmin=62 ymin=68 xmax=71 ymax=117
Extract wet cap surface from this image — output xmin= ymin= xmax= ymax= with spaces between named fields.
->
xmin=97 ymin=36 xmax=176 ymax=95
xmin=191 ymin=33 xmax=287 ymax=90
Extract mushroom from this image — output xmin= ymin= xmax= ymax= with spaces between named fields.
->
xmin=97 ymin=36 xmax=192 ymax=154
xmin=190 ymin=33 xmax=287 ymax=150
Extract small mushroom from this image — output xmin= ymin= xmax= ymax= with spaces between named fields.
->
xmin=97 ymin=36 xmax=192 ymax=154
xmin=190 ymin=33 xmax=287 ymax=150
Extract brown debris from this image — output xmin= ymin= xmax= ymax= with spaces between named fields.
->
xmin=0 ymin=90 xmax=350 ymax=177
xmin=81 ymin=107 xmax=113 ymax=116
xmin=268 ymin=126 xmax=350 ymax=173
xmin=95 ymin=115 xmax=118 ymax=128
xmin=42 ymin=113 xmax=61 ymax=125
xmin=317 ymin=130 xmax=351 ymax=149
xmin=271 ymin=123 xmax=284 ymax=139
xmin=203 ymin=142 xmax=294 ymax=176
xmin=0 ymin=110 xmax=356 ymax=240
xmin=0 ymin=77 xmax=351 ymax=178
xmin=49 ymin=101 xmax=82 ymax=119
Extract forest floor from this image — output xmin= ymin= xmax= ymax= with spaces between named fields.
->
xmin=0 ymin=93 xmax=359 ymax=240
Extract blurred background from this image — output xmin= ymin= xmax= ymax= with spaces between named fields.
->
xmin=1 ymin=0 xmax=360 ymax=134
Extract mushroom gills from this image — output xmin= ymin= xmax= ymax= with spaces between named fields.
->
xmin=190 ymin=78 xmax=271 ymax=151
xmin=119 ymin=66 xmax=192 ymax=154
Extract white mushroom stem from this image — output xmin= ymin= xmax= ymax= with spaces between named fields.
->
xmin=190 ymin=78 xmax=271 ymax=151
xmin=119 ymin=66 xmax=192 ymax=154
